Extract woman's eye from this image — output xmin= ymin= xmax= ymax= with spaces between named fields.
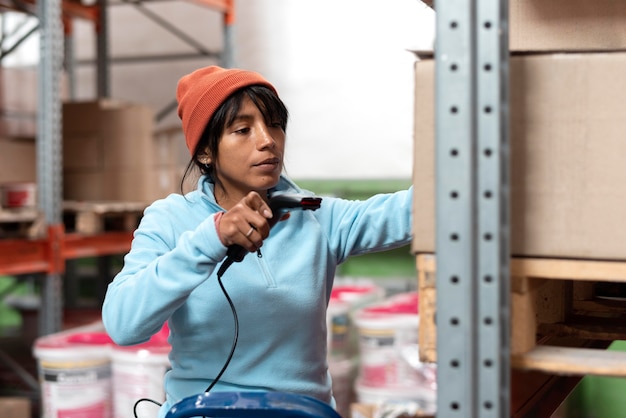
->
xmin=234 ymin=127 xmax=250 ymax=134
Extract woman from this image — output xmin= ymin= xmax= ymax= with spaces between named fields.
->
xmin=102 ymin=65 xmax=413 ymax=417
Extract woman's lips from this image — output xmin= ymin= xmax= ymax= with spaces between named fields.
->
xmin=254 ymin=158 xmax=280 ymax=171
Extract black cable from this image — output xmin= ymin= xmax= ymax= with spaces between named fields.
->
xmin=132 ymin=259 xmax=239 ymax=418
xmin=133 ymin=397 xmax=162 ymax=418
xmin=205 ymin=261 xmax=239 ymax=392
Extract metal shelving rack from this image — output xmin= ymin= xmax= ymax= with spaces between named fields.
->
xmin=0 ymin=0 xmax=235 ymax=336
xmin=5 ymin=2 xmax=512 ymax=415
xmin=434 ymin=1 xmax=511 ymax=417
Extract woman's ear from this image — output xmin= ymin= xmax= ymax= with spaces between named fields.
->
xmin=197 ymin=152 xmax=212 ymax=166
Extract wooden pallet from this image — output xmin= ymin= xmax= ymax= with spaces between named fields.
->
xmin=0 ymin=207 xmax=45 ymax=239
xmin=63 ymin=200 xmax=146 ymax=235
xmin=417 ymin=253 xmax=626 ymax=377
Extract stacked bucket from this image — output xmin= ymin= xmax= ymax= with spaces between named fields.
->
xmin=327 ymin=281 xmax=385 ymax=418
xmin=33 ymin=323 xmax=170 ymax=418
xmin=352 ymin=291 xmax=436 ymax=414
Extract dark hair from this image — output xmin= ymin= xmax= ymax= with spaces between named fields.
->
xmin=180 ymin=84 xmax=289 ymax=194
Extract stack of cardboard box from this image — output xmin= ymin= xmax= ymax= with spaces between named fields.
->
xmin=0 ymin=66 xmax=39 ymax=138
xmin=409 ymin=3 xmax=626 ymax=414
xmin=412 ymin=0 xmax=626 ymax=260
xmin=62 ymin=99 xmax=190 ymax=204
xmin=0 ymin=396 xmax=31 ymax=418
xmin=1 ymin=68 xmax=188 ymax=206
xmin=0 ymin=67 xmax=39 ymax=194
xmin=0 ymin=137 xmax=36 ymax=185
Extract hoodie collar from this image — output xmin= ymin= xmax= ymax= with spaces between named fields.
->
xmin=197 ymin=174 xmax=304 ymax=208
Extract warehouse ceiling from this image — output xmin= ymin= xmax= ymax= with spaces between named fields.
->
xmin=0 ymin=0 xmax=231 ymax=61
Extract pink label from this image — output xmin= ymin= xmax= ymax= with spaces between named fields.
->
xmin=58 ymin=401 xmax=109 ymax=418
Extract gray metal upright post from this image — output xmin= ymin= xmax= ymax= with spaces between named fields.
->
xmin=221 ymin=22 xmax=234 ymax=68
xmin=64 ymin=32 xmax=77 ymax=100
xmin=37 ymin=0 xmax=64 ymax=335
xmin=434 ymin=0 xmax=510 ymax=417
xmin=97 ymin=0 xmax=110 ymax=97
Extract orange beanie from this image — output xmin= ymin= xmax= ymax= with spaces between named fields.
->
xmin=176 ymin=65 xmax=278 ymax=155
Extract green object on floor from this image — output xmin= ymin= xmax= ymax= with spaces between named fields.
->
xmin=562 ymin=341 xmax=626 ymax=418
xmin=0 ymin=276 xmax=24 ymax=332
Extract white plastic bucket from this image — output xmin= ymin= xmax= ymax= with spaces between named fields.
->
xmin=1 ymin=182 xmax=36 ymax=208
xmin=111 ymin=338 xmax=170 ymax=418
xmin=327 ymin=283 xmax=385 ymax=360
xmin=353 ymin=292 xmax=420 ymax=387
xmin=328 ymin=357 xmax=357 ymax=418
xmin=327 ymin=293 xmax=352 ymax=360
xmin=34 ymin=332 xmax=113 ymax=418
xmin=331 ymin=282 xmax=385 ymax=310
xmin=354 ymin=378 xmax=437 ymax=414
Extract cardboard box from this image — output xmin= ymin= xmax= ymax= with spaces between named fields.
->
xmin=412 ymin=52 xmax=626 ymax=260
xmin=421 ymin=0 xmax=626 ymax=52
xmin=0 ymin=67 xmax=38 ymax=138
xmin=350 ymin=402 xmax=435 ymax=418
xmin=62 ymin=100 xmax=189 ymax=203
xmin=510 ymin=0 xmax=626 ymax=51
xmin=64 ymin=165 xmax=183 ymax=203
xmin=0 ymin=66 xmax=67 ymax=137
xmin=63 ymin=99 xmax=155 ymax=170
xmin=0 ymin=397 xmax=31 ymax=418
xmin=0 ymin=113 xmax=37 ymax=138
xmin=0 ymin=136 xmax=36 ymax=183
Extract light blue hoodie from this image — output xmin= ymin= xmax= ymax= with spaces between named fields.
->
xmin=102 ymin=174 xmax=413 ymax=417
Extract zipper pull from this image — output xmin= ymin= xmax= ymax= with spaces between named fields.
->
xmin=257 ymin=249 xmax=263 ymax=258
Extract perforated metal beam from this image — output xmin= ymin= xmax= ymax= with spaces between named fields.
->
xmin=434 ymin=0 xmax=510 ymax=416
xmin=37 ymin=0 xmax=64 ymax=335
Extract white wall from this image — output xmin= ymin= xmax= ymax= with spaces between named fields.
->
xmin=3 ymin=1 xmax=435 ymax=180
xmin=235 ymin=0 xmax=435 ymax=179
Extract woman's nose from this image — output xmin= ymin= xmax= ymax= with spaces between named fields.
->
xmin=256 ymin=124 xmax=276 ymax=149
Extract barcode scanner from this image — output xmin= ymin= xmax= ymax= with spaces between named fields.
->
xmin=217 ymin=192 xmax=322 ymax=276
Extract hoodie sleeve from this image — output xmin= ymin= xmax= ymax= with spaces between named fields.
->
xmin=101 ymin=197 xmax=228 ymax=346
xmin=318 ymin=186 xmax=413 ymax=264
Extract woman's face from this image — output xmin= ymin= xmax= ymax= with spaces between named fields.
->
xmin=211 ymin=95 xmax=285 ymax=202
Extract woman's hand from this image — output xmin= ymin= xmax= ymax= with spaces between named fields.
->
xmin=217 ymin=192 xmax=273 ymax=252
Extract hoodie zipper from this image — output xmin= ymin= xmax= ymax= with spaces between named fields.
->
xmin=255 ymin=248 xmax=277 ymax=288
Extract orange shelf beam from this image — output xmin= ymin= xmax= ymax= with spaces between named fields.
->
xmin=63 ymin=231 xmax=133 ymax=259
xmin=0 ymin=0 xmax=99 ymax=22
xmin=0 ymin=229 xmax=132 ymax=276
xmin=0 ymin=238 xmax=50 ymax=275
xmin=182 ymin=0 xmax=229 ymax=12
xmin=182 ymin=0 xmax=234 ymax=24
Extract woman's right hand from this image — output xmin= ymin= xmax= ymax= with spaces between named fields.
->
xmin=217 ymin=192 xmax=273 ymax=253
